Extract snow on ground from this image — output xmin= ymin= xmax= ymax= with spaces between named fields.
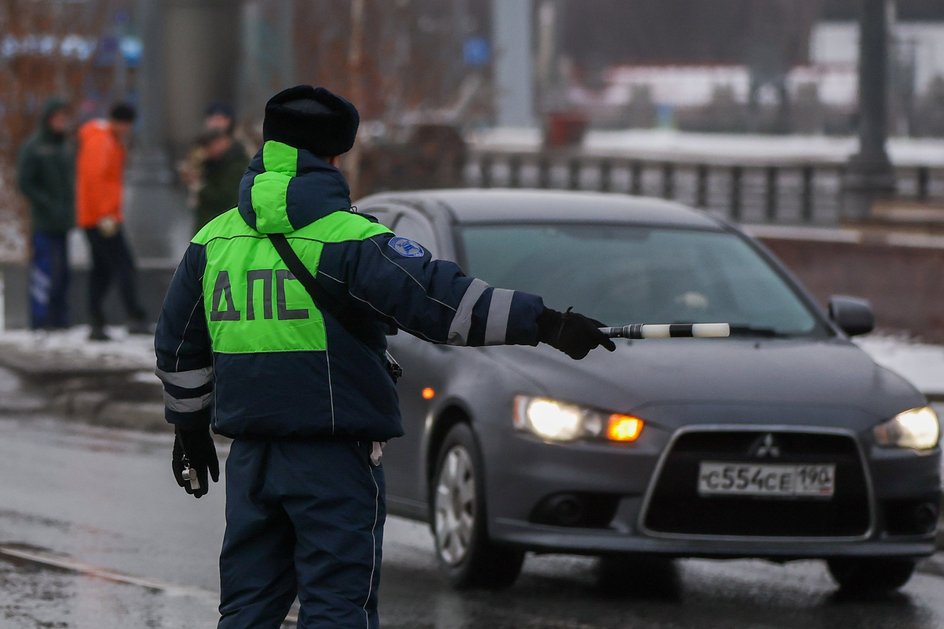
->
xmin=470 ymin=128 xmax=944 ymax=167
xmin=596 ymin=65 xmax=858 ymax=109
xmin=857 ymin=336 xmax=944 ymax=399
xmin=0 ymin=326 xmax=155 ymax=372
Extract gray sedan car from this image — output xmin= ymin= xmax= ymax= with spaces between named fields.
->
xmin=358 ymin=189 xmax=941 ymax=593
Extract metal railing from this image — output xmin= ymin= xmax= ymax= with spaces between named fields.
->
xmin=465 ymin=150 xmax=944 ymax=226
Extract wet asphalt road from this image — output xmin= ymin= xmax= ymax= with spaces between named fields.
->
xmin=1 ymin=414 xmax=942 ymax=629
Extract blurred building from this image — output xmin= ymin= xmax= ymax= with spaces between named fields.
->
xmin=814 ymin=1 xmax=944 ymax=135
xmin=551 ymin=0 xmax=944 ymax=136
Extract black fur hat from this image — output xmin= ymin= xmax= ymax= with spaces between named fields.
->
xmin=109 ymin=102 xmax=136 ymax=122
xmin=263 ymin=85 xmax=359 ymax=157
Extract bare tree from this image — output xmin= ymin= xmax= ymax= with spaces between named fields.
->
xmin=255 ymin=0 xmax=476 ymax=196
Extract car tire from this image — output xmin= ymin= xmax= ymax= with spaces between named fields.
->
xmin=430 ymin=423 xmax=524 ymax=590
xmin=826 ymin=557 xmax=917 ymax=593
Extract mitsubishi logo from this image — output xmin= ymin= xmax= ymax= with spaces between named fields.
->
xmin=750 ymin=433 xmax=781 ymax=458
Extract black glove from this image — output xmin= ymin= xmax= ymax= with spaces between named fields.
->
xmin=537 ymin=307 xmax=617 ymax=360
xmin=172 ymin=426 xmax=220 ymax=499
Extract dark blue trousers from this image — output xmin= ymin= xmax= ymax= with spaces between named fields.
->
xmin=30 ymin=232 xmax=70 ymax=330
xmin=219 ymin=439 xmax=385 ymax=629
xmin=84 ymin=226 xmax=145 ymax=325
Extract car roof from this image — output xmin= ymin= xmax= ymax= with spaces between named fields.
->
xmin=358 ymin=188 xmax=724 ymax=230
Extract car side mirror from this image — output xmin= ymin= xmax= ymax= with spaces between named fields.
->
xmin=828 ymin=295 xmax=874 ymax=336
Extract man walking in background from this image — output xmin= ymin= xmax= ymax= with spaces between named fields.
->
xmin=76 ymin=103 xmax=148 ymax=341
xmin=16 ymin=98 xmax=75 ymax=330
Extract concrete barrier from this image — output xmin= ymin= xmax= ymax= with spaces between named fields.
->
xmin=749 ymin=226 xmax=944 ymax=343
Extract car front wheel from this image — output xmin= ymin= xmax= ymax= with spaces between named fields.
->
xmin=431 ymin=423 xmax=524 ymax=589
xmin=826 ymin=557 xmax=917 ymax=593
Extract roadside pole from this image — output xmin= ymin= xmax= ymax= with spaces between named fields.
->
xmin=491 ymin=0 xmax=535 ymax=128
xmin=346 ymin=0 xmax=366 ymax=200
xmin=843 ymin=0 xmax=896 ymax=220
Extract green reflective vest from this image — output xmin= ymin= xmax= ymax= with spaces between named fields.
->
xmin=192 ymin=208 xmax=391 ymax=355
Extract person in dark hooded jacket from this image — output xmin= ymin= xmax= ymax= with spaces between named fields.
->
xmin=16 ymin=98 xmax=74 ymax=330
xmin=155 ymin=85 xmax=615 ymax=629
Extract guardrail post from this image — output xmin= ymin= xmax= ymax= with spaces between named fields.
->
xmin=765 ymin=166 xmax=778 ymax=222
xmin=537 ymin=156 xmax=550 ymax=189
xmin=730 ymin=166 xmax=743 ymax=221
xmin=917 ymin=166 xmax=930 ymax=201
xmin=662 ymin=162 xmax=675 ymax=199
xmin=469 ymin=151 xmax=938 ymax=225
xmin=696 ymin=164 xmax=709 ymax=207
xmin=568 ymin=157 xmax=581 ymax=190
xmin=507 ymin=155 xmax=521 ymax=188
xmin=599 ymin=159 xmax=612 ymax=192
xmin=480 ymin=154 xmax=492 ymax=189
xmin=630 ymin=161 xmax=642 ymax=195
xmin=801 ymin=165 xmax=814 ymax=222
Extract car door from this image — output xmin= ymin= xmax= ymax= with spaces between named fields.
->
xmin=380 ymin=209 xmax=455 ymax=514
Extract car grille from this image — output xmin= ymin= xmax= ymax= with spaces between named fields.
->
xmin=642 ymin=431 xmax=871 ymax=538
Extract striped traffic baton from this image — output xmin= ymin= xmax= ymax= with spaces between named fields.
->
xmin=599 ymin=323 xmax=730 ymax=339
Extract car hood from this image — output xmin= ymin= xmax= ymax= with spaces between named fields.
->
xmin=484 ymin=338 xmax=925 ymax=432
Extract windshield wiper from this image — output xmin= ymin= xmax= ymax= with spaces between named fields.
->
xmin=728 ymin=325 xmax=794 ymax=338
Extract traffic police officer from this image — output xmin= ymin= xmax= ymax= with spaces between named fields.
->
xmin=155 ymin=85 xmax=614 ymax=629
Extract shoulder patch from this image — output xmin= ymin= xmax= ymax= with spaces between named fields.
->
xmin=388 ymin=237 xmax=426 ymax=258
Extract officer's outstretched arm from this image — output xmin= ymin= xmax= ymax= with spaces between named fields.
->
xmin=324 ymin=232 xmax=544 ymax=346
xmin=324 ymin=232 xmax=615 ymax=359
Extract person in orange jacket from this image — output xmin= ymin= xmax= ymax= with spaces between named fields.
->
xmin=76 ymin=103 xmax=148 ymax=341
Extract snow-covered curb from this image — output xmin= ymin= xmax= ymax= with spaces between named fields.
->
xmin=0 ymin=327 xmax=154 ymax=373
xmin=0 ymin=327 xmax=164 ymax=430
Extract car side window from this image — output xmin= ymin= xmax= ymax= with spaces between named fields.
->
xmin=393 ymin=212 xmax=438 ymax=257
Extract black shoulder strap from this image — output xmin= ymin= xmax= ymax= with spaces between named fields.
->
xmin=267 ymin=233 xmax=365 ymax=341
xmin=269 ymin=232 xmax=403 ymax=381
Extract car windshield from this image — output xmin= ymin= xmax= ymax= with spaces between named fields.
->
xmin=459 ymin=223 xmax=823 ymax=337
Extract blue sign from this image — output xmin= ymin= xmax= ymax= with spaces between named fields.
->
xmin=463 ymin=37 xmax=490 ymax=67
xmin=121 ymin=36 xmax=142 ymax=66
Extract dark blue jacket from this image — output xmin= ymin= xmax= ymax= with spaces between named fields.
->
xmin=155 ymin=142 xmax=545 ymax=440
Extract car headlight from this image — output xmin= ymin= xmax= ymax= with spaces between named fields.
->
xmin=513 ymin=395 xmax=644 ymax=444
xmin=873 ymin=406 xmax=940 ymax=450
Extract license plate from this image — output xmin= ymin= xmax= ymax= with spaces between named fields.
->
xmin=697 ymin=461 xmax=836 ymax=498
